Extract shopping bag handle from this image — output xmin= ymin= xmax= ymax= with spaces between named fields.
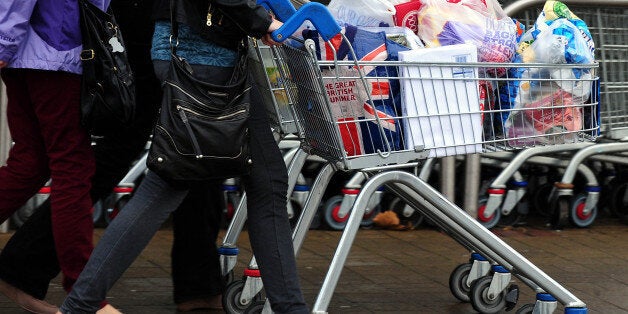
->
xmin=257 ymin=0 xmax=297 ymax=23
xmin=269 ymin=2 xmax=341 ymax=42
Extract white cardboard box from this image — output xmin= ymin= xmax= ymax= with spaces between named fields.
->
xmin=399 ymin=44 xmax=482 ymax=158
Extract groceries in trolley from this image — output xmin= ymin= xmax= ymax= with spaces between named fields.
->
xmin=303 ymin=24 xmax=413 ymax=156
xmin=498 ymin=0 xmax=596 ymax=146
xmin=399 ymin=44 xmax=483 ymax=158
xmin=415 ymin=0 xmax=518 ymax=69
xmin=327 ymin=0 xmax=396 ymax=27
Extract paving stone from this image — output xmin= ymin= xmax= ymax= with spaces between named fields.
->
xmin=0 ymin=219 xmax=626 ymax=313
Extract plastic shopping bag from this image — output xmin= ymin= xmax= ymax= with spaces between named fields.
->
xmin=327 ymin=0 xmax=396 ymax=27
xmin=500 ymin=1 xmax=595 ymax=145
xmin=416 ymin=0 xmax=518 ymax=70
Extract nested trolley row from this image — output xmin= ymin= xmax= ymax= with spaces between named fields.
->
xmin=235 ymin=0 xmax=602 ymax=313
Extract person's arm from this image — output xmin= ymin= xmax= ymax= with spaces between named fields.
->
xmin=0 ymin=0 xmax=37 ymax=66
xmin=213 ymin=0 xmax=274 ymax=39
xmin=261 ymin=18 xmax=283 ymax=46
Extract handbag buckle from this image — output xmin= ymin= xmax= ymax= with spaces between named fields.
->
xmin=80 ymin=49 xmax=95 ymax=60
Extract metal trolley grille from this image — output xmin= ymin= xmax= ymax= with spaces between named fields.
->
xmin=270 ymin=39 xmax=599 ymax=170
xmin=508 ymin=6 xmax=628 ymax=139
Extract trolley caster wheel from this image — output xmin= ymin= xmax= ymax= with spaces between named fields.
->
xmin=469 ymin=276 xmax=507 ymax=314
xmin=448 ymin=263 xmax=472 ymax=302
xmin=498 ymin=209 xmax=522 ymax=227
xmin=549 ymin=196 xmax=570 ymax=230
xmin=531 ymin=182 xmax=553 ymax=217
xmin=243 ymin=300 xmax=266 ymax=314
xmin=323 ymin=195 xmax=349 ymax=230
xmin=569 ymin=193 xmax=597 ymax=228
xmin=360 ymin=204 xmax=381 ymax=229
xmin=91 ymin=200 xmax=105 ymax=226
xmin=504 ymin=284 xmax=520 ymax=311
xmin=105 ymin=195 xmax=130 ymax=225
xmin=223 ymin=280 xmax=260 ymax=314
xmin=288 ymin=200 xmax=303 ymax=229
xmin=224 ymin=270 xmax=235 ymax=285
xmin=477 ymin=197 xmax=501 ymax=229
xmin=390 ymin=197 xmax=424 ymax=229
xmin=609 ymin=181 xmax=628 ymax=224
xmin=11 ymin=201 xmax=38 ymax=228
xmin=515 ymin=303 xmax=535 ymax=314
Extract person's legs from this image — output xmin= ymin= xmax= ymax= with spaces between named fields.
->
xmin=154 ymin=59 xmax=228 ymax=311
xmin=0 ymin=201 xmax=58 ymax=299
xmin=242 ymin=83 xmax=308 ymax=314
xmin=171 ymin=181 xmax=224 ymax=309
xmin=58 ymin=171 xmax=188 ymax=313
xmin=0 ymin=200 xmax=60 ymax=314
xmin=0 ymin=69 xmax=50 ymax=220
xmin=23 ymin=70 xmax=96 ymax=292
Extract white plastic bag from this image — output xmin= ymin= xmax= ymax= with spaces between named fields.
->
xmin=327 ymin=0 xmax=396 ymax=27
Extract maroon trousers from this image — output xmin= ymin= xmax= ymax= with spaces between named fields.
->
xmin=0 ymin=69 xmax=95 ymax=292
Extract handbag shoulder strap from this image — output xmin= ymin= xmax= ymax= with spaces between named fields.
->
xmin=170 ymin=0 xmax=179 ymax=55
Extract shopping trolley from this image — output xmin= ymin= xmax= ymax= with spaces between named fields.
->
xmin=246 ymin=1 xmax=600 ymax=313
xmin=480 ymin=0 xmax=628 ymax=229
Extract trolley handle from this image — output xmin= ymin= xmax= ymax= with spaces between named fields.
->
xmin=268 ymin=2 xmax=342 ymax=42
xmin=257 ymin=0 xmax=297 ymax=24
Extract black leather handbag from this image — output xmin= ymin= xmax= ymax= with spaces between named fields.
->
xmin=146 ymin=6 xmax=252 ymax=185
xmin=78 ymin=0 xmax=136 ymax=136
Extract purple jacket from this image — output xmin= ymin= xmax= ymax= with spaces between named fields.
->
xmin=0 ymin=0 xmax=110 ymax=74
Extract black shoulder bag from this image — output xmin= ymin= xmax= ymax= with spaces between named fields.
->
xmin=79 ymin=0 xmax=136 ymax=136
xmin=146 ymin=1 xmax=252 ymax=185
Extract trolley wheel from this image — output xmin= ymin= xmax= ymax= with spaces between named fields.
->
xmin=224 ymin=270 xmax=235 ymax=285
xmin=498 ymin=208 xmax=521 ymax=227
xmin=243 ymin=300 xmax=266 ymax=314
xmin=390 ymin=196 xmax=424 ymax=229
xmin=323 ymin=195 xmax=349 ymax=230
xmin=569 ymin=193 xmax=597 ymax=228
xmin=448 ymin=263 xmax=472 ymax=302
xmin=609 ymin=181 xmax=628 ymax=223
xmin=549 ymin=195 xmax=570 ymax=230
xmin=531 ymin=182 xmax=553 ymax=217
xmin=105 ymin=195 xmax=130 ymax=225
xmin=91 ymin=200 xmax=105 ymax=225
xmin=223 ymin=280 xmax=259 ymax=314
xmin=469 ymin=276 xmax=507 ymax=314
xmin=515 ymin=303 xmax=535 ymax=314
xmin=359 ymin=204 xmax=381 ymax=229
xmin=11 ymin=201 xmax=38 ymax=228
xmin=288 ymin=199 xmax=303 ymax=229
xmin=477 ymin=197 xmax=501 ymax=229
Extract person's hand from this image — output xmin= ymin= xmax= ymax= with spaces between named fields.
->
xmin=262 ymin=18 xmax=283 ymax=46
xmin=0 ymin=61 xmax=7 ymax=68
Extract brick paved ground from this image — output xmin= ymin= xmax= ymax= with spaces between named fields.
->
xmin=0 ymin=217 xmax=626 ymax=313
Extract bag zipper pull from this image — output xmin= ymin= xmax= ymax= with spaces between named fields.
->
xmin=206 ymin=4 xmax=212 ymax=26
xmin=177 ymin=105 xmax=188 ymax=123
xmin=177 ymin=105 xmax=204 ymax=158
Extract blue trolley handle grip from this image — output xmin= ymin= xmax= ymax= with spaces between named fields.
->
xmin=257 ymin=0 xmax=296 ymax=23
xmin=270 ymin=2 xmax=342 ymax=42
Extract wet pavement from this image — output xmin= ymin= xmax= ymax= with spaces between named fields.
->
xmin=0 ymin=217 xmax=626 ymax=313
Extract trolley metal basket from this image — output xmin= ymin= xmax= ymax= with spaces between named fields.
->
xmin=272 ymin=39 xmax=599 ymax=171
